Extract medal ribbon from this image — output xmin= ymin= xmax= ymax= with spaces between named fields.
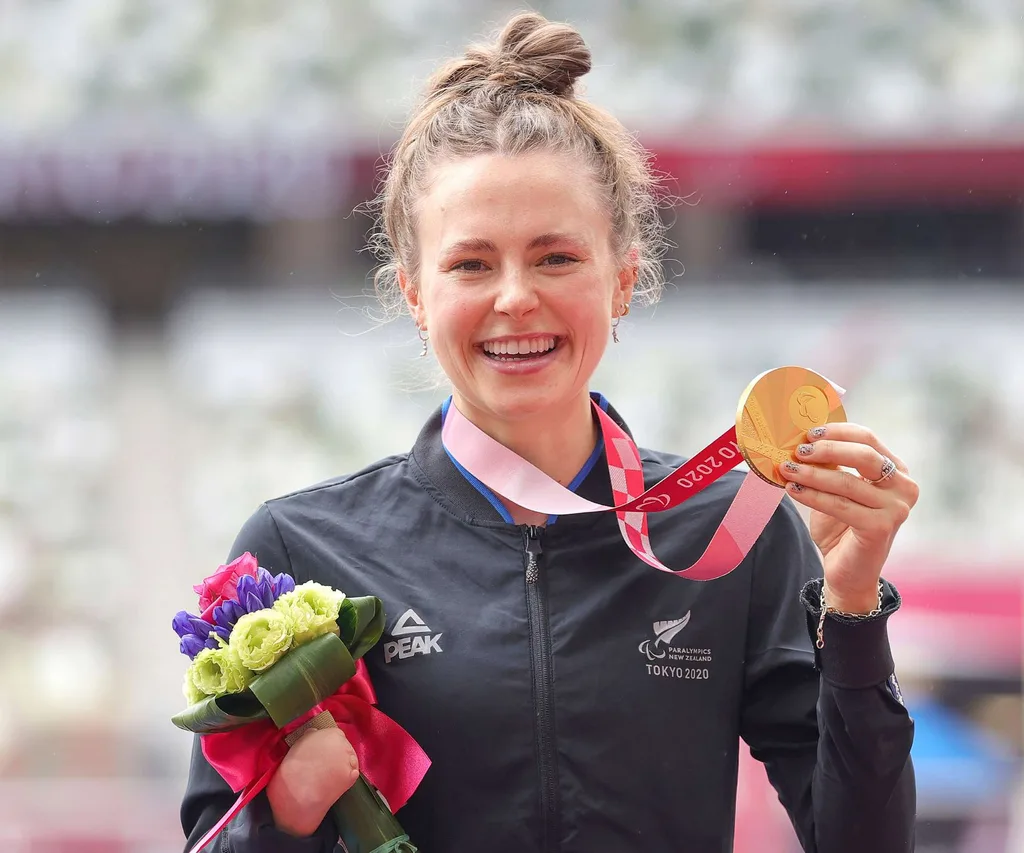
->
xmin=441 ymin=386 xmax=842 ymax=580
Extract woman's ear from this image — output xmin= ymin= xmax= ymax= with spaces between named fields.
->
xmin=615 ymin=248 xmax=639 ymax=310
xmin=398 ymin=267 xmax=426 ymax=329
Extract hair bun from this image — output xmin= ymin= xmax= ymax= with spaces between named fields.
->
xmin=492 ymin=12 xmax=591 ymax=97
xmin=427 ymin=12 xmax=591 ymax=100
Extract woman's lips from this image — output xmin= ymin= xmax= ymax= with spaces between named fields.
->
xmin=477 ymin=337 xmax=563 ymax=374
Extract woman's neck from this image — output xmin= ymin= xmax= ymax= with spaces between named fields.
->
xmin=451 ymin=391 xmax=599 ymax=491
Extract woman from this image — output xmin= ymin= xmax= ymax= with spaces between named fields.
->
xmin=181 ymin=12 xmax=918 ymax=853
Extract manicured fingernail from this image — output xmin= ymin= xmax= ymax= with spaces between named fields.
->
xmin=788 ymin=482 xmax=805 ymax=492
xmin=808 ymin=426 xmax=827 ymax=438
xmin=783 ymin=460 xmax=801 ymax=473
xmin=796 ymin=443 xmax=814 ymax=456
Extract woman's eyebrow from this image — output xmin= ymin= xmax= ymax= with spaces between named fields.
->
xmin=441 ymin=232 xmax=586 ymax=256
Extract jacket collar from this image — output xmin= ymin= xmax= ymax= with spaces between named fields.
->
xmin=409 ymin=393 xmax=634 ymax=529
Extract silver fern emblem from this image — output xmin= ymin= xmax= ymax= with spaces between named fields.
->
xmin=653 ymin=613 xmax=690 ymax=647
xmin=638 ymin=612 xmax=691 ymax=661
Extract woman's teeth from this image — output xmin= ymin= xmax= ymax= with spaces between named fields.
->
xmin=482 ymin=337 xmax=557 ymax=359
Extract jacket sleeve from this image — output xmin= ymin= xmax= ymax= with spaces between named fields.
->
xmin=738 ymin=498 xmax=916 ymax=853
xmin=179 ymin=503 xmax=339 ymax=853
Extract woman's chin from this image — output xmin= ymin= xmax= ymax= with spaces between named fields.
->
xmin=462 ymin=383 xmax=584 ymax=427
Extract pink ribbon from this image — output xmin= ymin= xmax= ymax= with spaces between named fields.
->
xmin=441 ymin=391 xmax=839 ymax=581
xmin=190 ymin=661 xmax=430 ymax=853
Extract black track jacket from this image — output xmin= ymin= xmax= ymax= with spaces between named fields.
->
xmin=181 ymin=397 xmax=916 ymax=853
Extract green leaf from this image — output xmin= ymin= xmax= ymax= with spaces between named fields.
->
xmin=170 ymin=689 xmax=268 ymax=733
xmin=329 ymin=775 xmax=412 ymax=852
xmin=340 ymin=596 xmax=386 ymax=661
xmin=337 ymin=598 xmax=358 ymax=646
xmin=249 ymin=632 xmax=356 ymax=728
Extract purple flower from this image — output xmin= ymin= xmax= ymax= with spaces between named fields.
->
xmin=235 ymin=574 xmax=255 ymax=601
xmin=189 ymin=616 xmax=215 ymax=638
xmin=172 ymin=611 xmax=195 ymax=638
xmin=173 ymin=610 xmax=221 ymax=658
xmin=236 ymin=574 xmax=276 ymax=613
xmin=180 ymin=634 xmax=206 ymax=658
xmin=236 ymin=577 xmax=262 ymax=613
xmin=260 ymin=581 xmax=275 ymax=608
xmin=272 ymin=573 xmax=295 ymax=596
xmin=213 ymin=599 xmax=245 ymax=631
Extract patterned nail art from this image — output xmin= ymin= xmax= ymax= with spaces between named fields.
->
xmin=808 ymin=426 xmax=827 ymax=438
xmin=789 ymin=482 xmax=805 ymax=492
xmin=797 ymin=444 xmax=814 ymax=456
xmin=783 ymin=460 xmax=801 ymax=473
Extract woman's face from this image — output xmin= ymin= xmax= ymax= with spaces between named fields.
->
xmin=401 ymin=151 xmax=634 ymax=430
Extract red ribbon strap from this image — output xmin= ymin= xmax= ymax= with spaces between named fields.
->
xmin=190 ymin=661 xmax=430 ymax=853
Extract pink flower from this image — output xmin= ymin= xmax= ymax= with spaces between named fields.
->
xmin=193 ymin=552 xmax=260 ymax=622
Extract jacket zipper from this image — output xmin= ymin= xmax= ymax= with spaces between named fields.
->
xmin=524 ymin=524 xmax=559 ymax=852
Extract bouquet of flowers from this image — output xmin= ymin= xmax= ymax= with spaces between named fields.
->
xmin=172 ymin=552 xmax=429 ymax=853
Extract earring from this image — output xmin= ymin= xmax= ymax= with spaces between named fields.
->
xmin=611 ymin=303 xmax=629 ymax=344
xmin=417 ymin=326 xmax=429 ymax=357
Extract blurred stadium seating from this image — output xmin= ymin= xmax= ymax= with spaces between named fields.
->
xmin=1 ymin=0 xmax=1022 ymax=137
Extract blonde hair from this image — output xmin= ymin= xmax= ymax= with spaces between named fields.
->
xmin=369 ymin=12 xmax=668 ymax=318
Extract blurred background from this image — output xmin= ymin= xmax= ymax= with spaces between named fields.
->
xmin=0 ymin=1 xmax=1022 ymax=851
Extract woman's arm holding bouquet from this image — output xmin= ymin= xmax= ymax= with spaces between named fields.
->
xmin=267 ymin=724 xmax=360 ymax=837
xmin=180 ymin=504 xmax=356 ymax=852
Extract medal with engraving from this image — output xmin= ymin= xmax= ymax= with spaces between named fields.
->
xmin=735 ymin=366 xmax=847 ymax=487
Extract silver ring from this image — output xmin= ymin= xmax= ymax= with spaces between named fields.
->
xmin=866 ymin=455 xmax=898 ymax=485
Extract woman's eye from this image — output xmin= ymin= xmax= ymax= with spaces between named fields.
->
xmin=541 ymin=254 xmax=578 ymax=267
xmin=451 ymin=260 xmax=487 ymax=272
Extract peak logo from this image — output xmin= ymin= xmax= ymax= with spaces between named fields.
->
xmin=383 ymin=609 xmax=443 ymax=664
xmin=638 ymin=613 xmax=691 ymax=660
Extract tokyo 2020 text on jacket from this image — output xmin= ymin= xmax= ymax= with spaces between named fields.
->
xmin=181 ymin=394 xmax=916 ymax=853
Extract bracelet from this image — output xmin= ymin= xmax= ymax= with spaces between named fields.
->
xmin=816 ymin=580 xmax=883 ymax=650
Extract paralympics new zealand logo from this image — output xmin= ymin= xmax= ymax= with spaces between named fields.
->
xmin=638 ymin=612 xmax=714 ymax=680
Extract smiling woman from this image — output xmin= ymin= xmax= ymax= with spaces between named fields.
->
xmin=366 ymin=12 xmax=667 ymax=490
xmin=398 ymin=151 xmax=636 ymax=488
xmin=181 ymin=11 xmax=919 ymax=853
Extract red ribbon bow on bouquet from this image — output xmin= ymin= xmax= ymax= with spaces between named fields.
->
xmin=190 ymin=661 xmax=430 ymax=853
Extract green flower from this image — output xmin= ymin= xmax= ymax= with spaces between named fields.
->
xmin=273 ymin=582 xmax=344 ymax=646
xmin=183 ymin=668 xmax=206 ymax=705
xmin=229 ymin=609 xmax=294 ymax=672
xmin=187 ymin=646 xmax=253 ymax=698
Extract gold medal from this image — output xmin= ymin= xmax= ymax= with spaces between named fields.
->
xmin=736 ymin=366 xmax=847 ymax=487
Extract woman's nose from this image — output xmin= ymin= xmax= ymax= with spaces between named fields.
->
xmin=493 ymin=268 xmax=540 ymax=319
